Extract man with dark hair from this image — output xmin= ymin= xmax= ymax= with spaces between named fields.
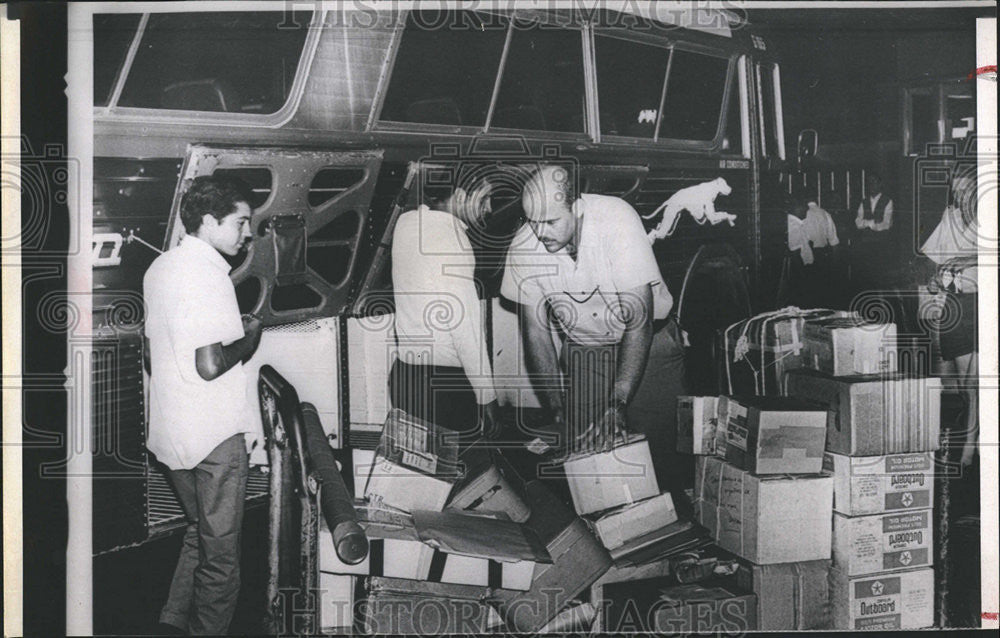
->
xmin=390 ymin=170 xmax=501 ymax=440
xmin=855 ymin=172 xmax=894 ymax=233
xmin=501 ymin=164 xmax=688 ymax=507
xmin=143 ymin=175 xmax=262 ymax=635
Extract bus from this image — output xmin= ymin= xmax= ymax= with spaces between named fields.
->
xmin=89 ymin=4 xmax=789 ymax=560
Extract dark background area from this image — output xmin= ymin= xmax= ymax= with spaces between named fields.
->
xmin=10 ymin=3 xmax=995 ymax=636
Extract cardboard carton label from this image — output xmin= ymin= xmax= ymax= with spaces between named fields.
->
xmin=726 ymin=424 xmax=749 ymax=451
xmin=846 ymin=571 xmax=933 ymax=630
xmin=835 ymin=510 xmax=932 ymax=575
xmin=828 ymin=452 xmax=934 ymax=515
xmin=401 ymin=450 xmax=436 ymax=475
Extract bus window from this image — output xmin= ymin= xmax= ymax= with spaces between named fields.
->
xmin=94 ymin=13 xmax=141 ymax=107
xmin=905 ymin=87 xmax=939 ymax=155
xmin=658 ymin=49 xmax=730 ymax=141
xmin=379 ymin=10 xmax=509 ymax=127
xmin=595 ymin=35 xmax=671 ymax=139
xmin=946 ymin=92 xmax=975 ymax=141
xmin=116 ymin=11 xmax=312 ymax=114
xmin=721 ymin=67 xmax=744 ymax=155
xmin=756 ymin=62 xmax=784 ymax=159
xmin=490 ymin=22 xmax=586 ymax=133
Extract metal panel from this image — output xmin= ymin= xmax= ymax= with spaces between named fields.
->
xmin=164 ymin=145 xmax=383 ymax=325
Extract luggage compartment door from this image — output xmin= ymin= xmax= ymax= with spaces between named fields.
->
xmin=164 ymin=145 xmax=383 ymax=324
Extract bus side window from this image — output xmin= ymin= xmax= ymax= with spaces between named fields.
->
xmin=658 ymin=49 xmax=730 ymax=142
xmin=595 ymin=35 xmax=672 ymax=139
xmin=379 ymin=10 xmax=509 ymax=128
xmin=490 ymin=21 xmax=586 ymax=133
xmin=756 ymin=62 xmax=784 ymax=159
xmin=94 ymin=13 xmax=141 ymax=107
xmin=115 ymin=11 xmax=313 ymax=114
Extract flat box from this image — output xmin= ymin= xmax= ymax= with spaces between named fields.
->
xmin=735 ymin=559 xmax=832 ymax=630
xmin=363 ymin=409 xmax=462 ymax=512
xmin=830 ymin=566 xmax=934 ymax=630
xmin=784 ymin=369 xmax=942 ymax=455
xmin=362 ymin=576 xmax=504 ymax=635
xmin=318 ymin=573 xmax=355 ymax=631
xmin=722 ymin=395 xmax=827 ymax=475
xmin=564 ymin=436 xmax=660 ymax=515
xmin=489 ymin=480 xmax=613 ymax=633
xmin=803 ymin=317 xmax=897 ymax=376
xmin=604 ymin=577 xmax=758 ymax=633
xmin=320 ymin=508 xmax=549 ymax=590
xmin=695 ymin=456 xmax=833 ymax=564
xmin=824 ymin=452 xmax=935 ymax=516
xmin=590 ymin=492 xmax=678 ymax=550
xmin=832 ymin=509 xmax=933 ymax=576
xmin=677 ymin=396 xmax=719 ymax=455
xmin=447 ymin=446 xmax=531 ymax=523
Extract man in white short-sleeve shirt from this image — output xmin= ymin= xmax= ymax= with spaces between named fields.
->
xmin=143 ymin=175 xmax=262 ymax=635
xmin=501 ymin=165 xmax=688 ymax=501
xmin=390 ymin=177 xmax=501 ymax=439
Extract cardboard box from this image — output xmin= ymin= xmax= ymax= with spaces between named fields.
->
xmin=833 ymin=510 xmax=933 ymax=576
xmin=803 ymin=317 xmax=898 ymax=376
xmin=411 ymin=509 xmax=551 ymax=590
xmin=784 ymin=370 xmax=942 ymax=455
xmin=830 ymin=566 xmax=934 ymax=630
xmin=318 ymin=573 xmax=356 ymax=631
xmin=604 ymin=577 xmax=758 ymax=633
xmin=563 ymin=436 xmax=659 ymax=515
xmin=488 ymin=480 xmax=613 ymax=633
xmin=590 ymin=492 xmax=678 ymax=550
xmin=590 ymin=556 xmax=674 ymax=615
xmin=735 ymin=560 xmax=832 ymax=630
xmin=714 ymin=396 xmax=734 ymax=458
xmin=363 ymin=409 xmax=462 ymax=512
xmin=695 ymin=456 xmax=833 ymax=564
xmin=677 ymin=396 xmax=719 ymax=455
xmin=363 ymin=577 xmax=504 ymax=635
xmin=608 ymin=518 xmax=709 ymax=566
xmin=447 ymin=447 xmax=531 ymax=523
xmin=320 ymin=507 xmax=549 ymax=590
xmin=721 ymin=396 xmax=828 ymax=475
xmin=825 ymin=452 xmax=935 ymax=516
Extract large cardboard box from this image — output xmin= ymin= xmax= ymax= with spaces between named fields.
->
xmin=830 ymin=566 xmax=934 ymax=630
xmin=604 ymin=577 xmax=758 ymax=633
xmin=488 ymin=480 xmax=613 ymax=633
xmin=362 ymin=577 xmax=504 ymax=635
xmin=364 ymin=409 xmax=462 ymax=512
xmin=677 ymin=396 xmax=719 ymax=455
xmin=784 ymin=369 xmax=942 ymax=455
xmin=695 ymin=456 xmax=833 ymax=564
xmin=320 ymin=507 xmax=550 ymax=590
xmin=590 ymin=492 xmax=678 ymax=550
xmin=825 ymin=452 xmax=935 ymax=516
xmin=832 ymin=510 xmax=933 ymax=576
xmin=803 ymin=317 xmax=897 ymax=376
xmin=563 ymin=436 xmax=659 ymax=515
xmin=735 ymin=559 xmax=831 ymax=630
xmin=721 ymin=396 xmax=828 ymax=475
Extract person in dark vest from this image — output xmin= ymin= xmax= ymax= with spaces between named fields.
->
xmin=854 ymin=172 xmax=894 ymax=233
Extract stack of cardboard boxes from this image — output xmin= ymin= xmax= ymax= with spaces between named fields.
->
xmin=687 ymin=395 xmax=835 ymax=630
xmin=785 ymin=317 xmax=941 ymax=631
xmin=678 ymin=312 xmax=942 ymax=631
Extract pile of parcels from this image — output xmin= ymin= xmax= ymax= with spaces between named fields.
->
xmin=315 ymin=310 xmax=941 ymax=634
xmin=684 ymin=309 xmax=941 ymax=631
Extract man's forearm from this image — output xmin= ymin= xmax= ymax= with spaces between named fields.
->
xmin=519 ymin=307 xmax=564 ymax=416
xmin=196 ymin=333 xmax=259 ymax=381
xmin=613 ymin=318 xmax=652 ymax=404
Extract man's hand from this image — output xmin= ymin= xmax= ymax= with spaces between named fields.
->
xmin=573 ymin=403 xmax=629 ymax=453
xmin=242 ymin=313 xmax=263 ymax=350
xmin=480 ymin=400 xmax=504 ymax=440
xmin=245 ymin=430 xmax=261 ymax=455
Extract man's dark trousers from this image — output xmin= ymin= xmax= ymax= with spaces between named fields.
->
xmin=160 ymin=433 xmax=248 ymax=635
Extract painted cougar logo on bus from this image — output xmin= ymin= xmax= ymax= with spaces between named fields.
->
xmin=646 ymin=177 xmax=737 ymax=243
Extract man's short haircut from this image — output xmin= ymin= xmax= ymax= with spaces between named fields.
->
xmin=180 ymin=175 xmax=253 ymax=234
